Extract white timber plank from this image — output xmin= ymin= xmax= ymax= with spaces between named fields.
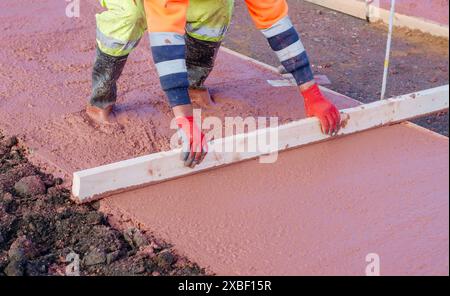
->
xmin=72 ymin=85 xmax=449 ymax=202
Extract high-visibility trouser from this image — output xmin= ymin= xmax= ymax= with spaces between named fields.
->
xmin=96 ymin=0 xmax=234 ymax=57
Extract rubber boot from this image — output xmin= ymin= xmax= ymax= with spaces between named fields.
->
xmin=87 ymin=47 xmax=128 ymax=124
xmin=186 ymin=34 xmax=221 ymax=107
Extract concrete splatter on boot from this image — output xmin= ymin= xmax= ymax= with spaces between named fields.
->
xmin=85 ymin=104 xmax=114 ymax=125
xmin=186 ymin=34 xmax=221 ymax=107
xmin=87 ymin=47 xmax=128 ymax=124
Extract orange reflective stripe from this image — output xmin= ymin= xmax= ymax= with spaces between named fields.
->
xmin=245 ymin=0 xmax=289 ymax=30
xmin=143 ymin=0 xmax=189 ymax=34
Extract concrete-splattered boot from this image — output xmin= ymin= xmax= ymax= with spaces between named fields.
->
xmin=87 ymin=47 xmax=128 ymax=124
xmin=186 ymin=34 xmax=221 ymax=107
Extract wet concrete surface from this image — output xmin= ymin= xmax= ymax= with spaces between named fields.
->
xmin=102 ymin=123 xmax=449 ymax=275
xmin=0 ymin=0 xmax=448 ymax=276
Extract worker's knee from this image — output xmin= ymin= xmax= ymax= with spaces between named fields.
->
xmin=187 ymin=0 xmax=234 ymax=42
xmin=97 ymin=0 xmax=146 ymax=31
xmin=96 ymin=0 xmax=146 ymax=56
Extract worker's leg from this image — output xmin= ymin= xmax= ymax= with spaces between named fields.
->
xmin=90 ymin=0 xmax=147 ymax=110
xmin=186 ymin=0 xmax=234 ymax=89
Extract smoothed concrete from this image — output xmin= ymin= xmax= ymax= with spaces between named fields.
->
xmin=1 ymin=0 xmax=448 ymax=276
xmin=102 ymin=123 xmax=449 ymax=275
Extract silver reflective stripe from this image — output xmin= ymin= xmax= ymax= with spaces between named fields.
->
xmin=186 ymin=23 xmax=227 ymax=38
xmin=155 ymin=59 xmax=187 ymax=77
xmin=149 ymin=32 xmax=185 ymax=46
xmin=261 ymin=16 xmax=293 ymax=38
xmin=96 ymin=29 xmax=140 ymax=51
xmin=275 ymin=40 xmax=305 ymax=62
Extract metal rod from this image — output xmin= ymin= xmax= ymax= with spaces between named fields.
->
xmin=380 ymin=0 xmax=396 ymax=100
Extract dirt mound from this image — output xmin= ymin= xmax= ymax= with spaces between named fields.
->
xmin=0 ymin=133 xmax=205 ymax=276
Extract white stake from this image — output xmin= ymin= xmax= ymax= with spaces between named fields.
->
xmin=380 ymin=0 xmax=396 ymax=100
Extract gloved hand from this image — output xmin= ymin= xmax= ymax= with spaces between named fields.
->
xmin=176 ymin=116 xmax=208 ymax=168
xmin=301 ymin=84 xmax=341 ymax=135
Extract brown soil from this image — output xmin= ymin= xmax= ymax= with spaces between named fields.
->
xmin=0 ymin=132 xmax=205 ymax=276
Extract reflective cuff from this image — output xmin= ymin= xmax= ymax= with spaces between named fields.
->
xmin=274 ymin=40 xmax=306 ymax=62
xmin=149 ymin=32 xmax=186 ymax=46
xmin=165 ymin=87 xmax=191 ymax=107
xmin=149 ymin=32 xmax=191 ymax=107
xmin=96 ymin=28 xmax=141 ymax=57
xmin=261 ymin=16 xmax=314 ymax=86
xmin=155 ymin=59 xmax=187 ymax=77
xmin=261 ymin=16 xmax=293 ymax=38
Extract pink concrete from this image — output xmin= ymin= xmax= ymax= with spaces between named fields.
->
xmin=0 ymin=0 xmax=357 ymax=181
xmin=102 ymin=123 xmax=449 ymax=275
xmin=379 ymin=0 xmax=449 ymax=26
xmin=1 ymin=0 xmax=449 ymax=276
